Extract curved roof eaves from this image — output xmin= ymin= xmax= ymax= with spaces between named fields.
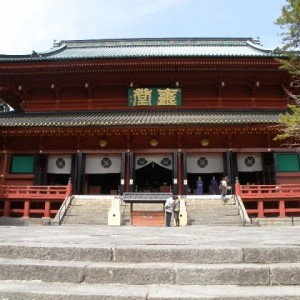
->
xmin=0 ymin=110 xmax=282 ymax=127
xmin=0 ymin=43 xmax=275 ymax=62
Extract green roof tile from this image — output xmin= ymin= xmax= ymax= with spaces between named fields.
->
xmin=0 ymin=110 xmax=283 ymax=128
xmin=0 ymin=38 xmax=276 ymax=62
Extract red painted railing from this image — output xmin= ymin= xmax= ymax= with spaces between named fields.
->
xmin=0 ymin=182 xmax=72 ymax=218
xmin=235 ymin=183 xmax=300 ymax=218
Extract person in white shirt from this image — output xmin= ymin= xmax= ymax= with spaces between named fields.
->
xmin=164 ymin=195 xmax=175 ymax=227
xmin=220 ymin=178 xmax=227 ymax=202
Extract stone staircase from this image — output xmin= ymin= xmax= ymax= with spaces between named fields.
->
xmin=0 ymin=239 xmax=300 ymax=298
xmin=186 ymin=196 xmax=243 ymax=225
xmin=60 ymin=195 xmax=244 ymax=227
xmin=61 ymin=195 xmax=113 ymax=225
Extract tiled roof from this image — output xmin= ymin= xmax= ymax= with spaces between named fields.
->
xmin=0 ymin=38 xmax=276 ymax=62
xmin=0 ymin=110 xmax=283 ymax=128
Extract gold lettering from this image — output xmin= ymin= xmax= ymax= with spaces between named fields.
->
xmin=133 ymin=88 xmax=152 ymax=106
xmin=157 ymin=88 xmax=179 ymax=105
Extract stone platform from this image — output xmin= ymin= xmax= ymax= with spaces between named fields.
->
xmin=0 ymin=225 xmax=300 ymax=299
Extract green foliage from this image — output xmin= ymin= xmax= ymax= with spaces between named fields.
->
xmin=274 ymin=0 xmax=300 ymax=144
xmin=275 ymin=0 xmax=300 ymax=51
xmin=275 ymin=0 xmax=300 ymax=76
xmin=275 ymin=105 xmax=300 ymax=141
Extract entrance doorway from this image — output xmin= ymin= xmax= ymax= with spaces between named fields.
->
xmin=86 ymin=174 xmax=120 ymax=194
xmin=46 ymin=173 xmax=70 ymax=186
xmin=237 ymin=171 xmax=263 ymax=185
xmin=187 ymin=173 xmax=223 ymax=195
xmin=135 ymin=163 xmax=172 ymax=192
xmin=186 ymin=153 xmax=224 ymax=195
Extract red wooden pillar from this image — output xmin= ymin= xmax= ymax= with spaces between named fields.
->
xmin=257 ymin=200 xmax=264 ymax=218
xmin=44 ymin=200 xmax=51 ymax=218
xmin=125 ymin=135 xmax=131 ymax=193
xmin=3 ymin=199 xmax=10 ymax=217
xmin=279 ymin=199 xmax=286 ymax=217
xmin=0 ymin=151 xmax=8 ymax=185
xmin=177 ymin=151 xmax=183 ymax=195
xmin=125 ymin=151 xmax=131 ymax=192
xmin=23 ymin=199 xmax=30 ymax=218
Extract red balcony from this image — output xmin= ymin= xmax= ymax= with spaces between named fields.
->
xmin=0 ymin=183 xmax=72 ymax=219
xmin=236 ymin=183 xmax=300 ymax=218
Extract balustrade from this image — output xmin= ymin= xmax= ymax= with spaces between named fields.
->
xmin=235 ymin=183 xmax=300 ymax=218
xmin=0 ymin=182 xmax=72 ymax=219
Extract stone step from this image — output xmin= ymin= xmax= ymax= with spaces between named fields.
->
xmin=0 ymin=231 xmax=300 ymax=299
xmin=1 ymin=258 xmax=300 ymax=285
xmin=62 ymin=220 xmax=107 ymax=225
xmin=69 ymin=204 xmax=111 ymax=208
xmin=62 ymin=197 xmax=112 ymax=225
xmin=188 ymin=212 xmax=239 ymax=217
xmin=62 ymin=195 xmax=242 ymax=226
xmin=0 ymin=245 xmax=299 ymax=264
xmin=1 ymin=281 xmax=300 ymax=299
xmin=65 ymin=211 xmax=109 ymax=216
xmin=190 ymin=218 xmax=242 ymax=223
xmin=185 ymin=197 xmax=242 ymax=225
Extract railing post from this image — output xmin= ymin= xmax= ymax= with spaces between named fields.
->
xmin=66 ymin=177 xmax=72 ymax=196
xmin=257 ymin=200 xmax=264 ymax=218
xmin=235 ymin=177 xmax=241 ymax=196
xmin=23 ymin=199 xmax=30 ymax=218
xmin=44 ymin=200 xmax=51 ymax=218
xmin=3 ymin=199 xmax=10 ymax=217
xmin=279 ymin=199 xmax=286 ymax=218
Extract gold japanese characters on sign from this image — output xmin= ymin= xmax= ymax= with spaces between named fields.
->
xmin=128 ymin=88 xmax=182 ymax=106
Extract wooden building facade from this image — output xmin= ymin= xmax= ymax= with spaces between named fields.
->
xmin=0 ymin=37 xmax=298 ymax=197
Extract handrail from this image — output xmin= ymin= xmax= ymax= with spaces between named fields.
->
xmin=233 ymin=194 xmax=251 ymax=226
xmin=236 ymin=182 xmax=300 ymax=218
xmin=0 ymin=185 xmax=68 ymax=198
xmin=52 ymin=195 xmax=73 ymax=225
xmin=237 ymin=184 xmax=300 ymax=198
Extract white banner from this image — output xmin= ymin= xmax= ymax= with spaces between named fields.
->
xmin=237 ymin=153 xmax=262 ymax=172
xmin=47 ymin=155 xmax=72 ymax=174
xmin=187 ymin=154 xmax=224 ymax=173
xmin=85 ymin=155 xmax=121 ymax=174
xmin=135 ymin=155 xmax=172 ymax=170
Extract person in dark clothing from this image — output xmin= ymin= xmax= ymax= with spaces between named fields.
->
xmin=210 ymin=176 xmax=218 ymax=195
xmin=173 ymin=196 xmax=180 ymax=226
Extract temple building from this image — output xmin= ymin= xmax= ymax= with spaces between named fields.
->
xmin=0 ymin=37 xmax=297 ymax=199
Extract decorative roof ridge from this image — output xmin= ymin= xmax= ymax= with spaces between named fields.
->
xmin=38 ymin=42 xmax=67 ymax=57
xmin=0 ymin=43 xmax=67 ymax=60
xmin=246 ymin=40 xmax=273 ymax=53
xmin=54 ymin=37 xmax=264 ymax=49
xmin=0 ymin=37 xmax=277 ymax=61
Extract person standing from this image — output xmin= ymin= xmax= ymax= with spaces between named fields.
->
xmin=210 ymin=176 xmax=218 ymax=195
xmin=164 ymin=195 xmax=175 ymax=227
xmin=173 ymin=196 xmax=180 ymax=226
xmin=196 ymin=176 xmax=203 ymax=195
xmin=220 ymin=177 xmax=228 ymax=203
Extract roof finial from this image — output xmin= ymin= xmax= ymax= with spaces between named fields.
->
xmin=252 ymin=37 xmax=261 ymax=45
xmin=31 ymin=50 xmax=41 ymax=58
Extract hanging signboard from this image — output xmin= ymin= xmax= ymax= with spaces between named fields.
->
xmin=128 ymin=88 xmax=182 ymax=106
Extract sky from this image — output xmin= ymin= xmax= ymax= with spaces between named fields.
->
xmin=0 ymin=0 xmax=287 ymax=55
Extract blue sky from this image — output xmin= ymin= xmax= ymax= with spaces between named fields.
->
xmin=0 ymin=0 xmax=287 ymax=54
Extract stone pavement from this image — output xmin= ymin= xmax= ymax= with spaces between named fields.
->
xmin=1 ymin=224 xmax=300 ymax=299
xmin=0 ymin=224 xmax=299 ymax=248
